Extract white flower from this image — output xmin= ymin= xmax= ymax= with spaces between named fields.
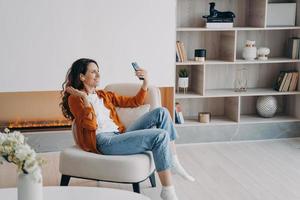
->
xmin=15 ymin=144 xmax=36 ymax=161
xmin=0 ymin=133 xmax=6 ymax=142
xmin=9 ymin=131 xmax=25 ymax=144
xmin=0 ymin=131 xmax=44 ymax=183
xmin=0 ymin=133 xmax=8 ymax=146
xmin=2 ymin=146 xmax=13 ymax=155
xmin=23 ymin=157 xmax=39 ymax=174
xmin=4 ymin=128 xmax=10 ymax=133
xmin=4 ymin=136 xmax=19 ymax=147
xmin=32 ymin=168 xmax=42 ymax=183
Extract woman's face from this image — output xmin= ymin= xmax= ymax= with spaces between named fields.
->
xmin=81 ymin=62 xmax=100 ymax=88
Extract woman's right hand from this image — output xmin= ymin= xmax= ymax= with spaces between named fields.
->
xmin=66 ymin=87 xmax=88 ymax=99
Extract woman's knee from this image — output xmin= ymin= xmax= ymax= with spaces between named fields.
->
xmin=154 ymin=129 xmax=170 ymax=144
xmin=153 ymin=107 xmax=170 ymax=117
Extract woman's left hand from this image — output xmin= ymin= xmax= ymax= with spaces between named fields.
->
xmin=135 ymin=68 xmax=148 ymax=81
xmin=135 ymin=68 xmax=148 ymax=90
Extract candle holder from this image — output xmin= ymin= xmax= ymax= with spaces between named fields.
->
xmin=194 ymin=49 xmax=206 ymax=62
xmin=198 ymin=112 xmax=211 ymax=123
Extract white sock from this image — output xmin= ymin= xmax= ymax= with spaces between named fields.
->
xmin=171 ymin=155 xmax=195 ymax=182
xmin=160 ymin=185 xmax=178 ymax=200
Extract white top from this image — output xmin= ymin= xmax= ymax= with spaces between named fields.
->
xmin=0 ymin=186 xmax=150 ymax=200
xmin=87 ymin=93 xmax=119 ymax=133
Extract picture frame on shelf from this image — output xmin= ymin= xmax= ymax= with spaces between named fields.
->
xmin=267 ymin=3 xmax=296 ymax=27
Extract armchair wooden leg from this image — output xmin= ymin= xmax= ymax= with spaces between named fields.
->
xmin=132 ymin=182 xmax=140 ymax=193
xmin=149 ymin=172 xmax=156 ymax=187
xmin=60 ymin=175 xmax=71 ymax=186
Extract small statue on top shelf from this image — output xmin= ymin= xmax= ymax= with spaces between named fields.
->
xmin=203 ymin=2 xmax=236 ymax=20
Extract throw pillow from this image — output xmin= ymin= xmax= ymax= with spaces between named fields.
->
xmin=116 ymin=104 xmax=150 ymax=128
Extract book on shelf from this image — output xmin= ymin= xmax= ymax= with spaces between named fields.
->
xmin=206 ymin=22 xmax=233 ymax=28
xmin=179 ymin=41 xmax=187 ymax=61
xmin=279 ymin=72 xmax=288 ymax=92
xmin=180 ymin=41 xmax=188 ymax=61
xmin=176 ymin=41 xmax=187 ymax=62
xmin=176 ymin=41 xmax=181 ymax=62
xmin=282 ymin=72 xmax=293 ymax=92
xmin=206 ymin=18 xmax=233 ymax=23
xmin=176 ymin=41 xmax=182 ymax=62
xmin=287 ymin=37 xmax=300 ymax=59
xmin=288 ymin=72 xmax=299 ymax=91
xmin=273 ymin=71 xmax=285 ymax=91
xmin=274 ymin=70 xmax=299 ymax=92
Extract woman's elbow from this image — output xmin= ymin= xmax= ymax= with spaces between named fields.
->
xmin=81 ymin=119 xmax=97 ymax=130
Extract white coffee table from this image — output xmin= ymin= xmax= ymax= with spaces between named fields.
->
xmin=0 ymin=186 xmax=151 ymax=200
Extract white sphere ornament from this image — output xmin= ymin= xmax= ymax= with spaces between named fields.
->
xmin=257 ymin=47 xmax=270 ymax=60
xmin=256 ymin=96 xmax=278 ymax=118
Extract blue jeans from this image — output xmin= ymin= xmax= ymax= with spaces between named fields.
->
xmin=96 ymin=107 xmax=177 ymax=172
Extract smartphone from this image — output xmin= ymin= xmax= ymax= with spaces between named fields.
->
xmin=131 ymin=62 xmax=144 ymax=80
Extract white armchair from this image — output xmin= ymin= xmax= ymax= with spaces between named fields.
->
xmin=59 ymin=83 xmax=161 ymax=193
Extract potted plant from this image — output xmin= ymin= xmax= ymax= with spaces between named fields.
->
xmin=178 ymin=68 xmax=189 ymax=93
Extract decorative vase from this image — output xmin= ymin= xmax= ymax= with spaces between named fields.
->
xmin=242 ymin=40 xmax=257 ymax=60
xmin=256 ymin=96 xmax=278 ymax=118
xmin=178 ymin=77 xmax=189 ymax=94
xmin=18 ymin=173 xmax=43 ymax=200
xmin=234 ymin=67 xmax=248 ymax=92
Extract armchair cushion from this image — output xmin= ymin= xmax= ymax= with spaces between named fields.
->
xmin=104 ymin=83 xmax=161 ymax=111
xmin=59 ymin=146 xmax=155 ymax=183
xmin=116 ymin=104 xmax=150 ymax=128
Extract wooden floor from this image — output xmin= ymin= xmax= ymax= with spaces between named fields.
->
xmin=2 ymin=138 xmax=300 ymax=200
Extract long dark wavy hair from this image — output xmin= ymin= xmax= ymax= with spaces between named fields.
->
xmin=60 ymin=58 xmax=99 ymax=120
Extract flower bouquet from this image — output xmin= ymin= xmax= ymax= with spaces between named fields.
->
xmin=0 ymin=128 xmax=44 ymax=200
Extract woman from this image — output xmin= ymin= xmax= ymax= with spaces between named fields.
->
xmin=60 ymin=58 xmax=194 ymax=200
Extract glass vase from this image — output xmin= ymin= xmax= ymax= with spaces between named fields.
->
xmin=234 ymin=67 xmax=248 ymax=92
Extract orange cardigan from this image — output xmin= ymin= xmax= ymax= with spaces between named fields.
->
xmin=68 ymin=88 xmax=147 ymax=153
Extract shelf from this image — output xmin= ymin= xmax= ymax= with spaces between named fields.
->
xmin=177 ymin=27 xmax=300 ymax=31
xmin=176 ymin=60 xmax=233 ymax=65
xmin=176 ymin=58 xmax=300 ymax=65
xmin=240 ymin=114 xmax=300 ymax=124
xmin=205 ymin=88 xmax=300 ymax=97
xmin=265 ymin=26 xmax=300 ymax=30
xmin=175 ymin=92 xmax=202 ymax=99
xmin=174 ymin=116 xmax=237 ymax=127
xmin=176 ymin=89 xmax=300 ymax=98
xmin=235 ymin=58 xmax=300 ymax=64
xmin=174 ymin=115 xmax=300 ymax=126
xmin=177 ymin=27 xmax=236 ymax=31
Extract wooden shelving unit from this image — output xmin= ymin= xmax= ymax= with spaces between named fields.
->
xmin=175 ymin=0 xmax=300 ymax=127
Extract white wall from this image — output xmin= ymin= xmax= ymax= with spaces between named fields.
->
xmin=0 ymin=0 xmax=176 ymax=92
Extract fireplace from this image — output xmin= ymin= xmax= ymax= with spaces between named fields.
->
xmin=0 ymin=91 xmax=71 ymax=132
